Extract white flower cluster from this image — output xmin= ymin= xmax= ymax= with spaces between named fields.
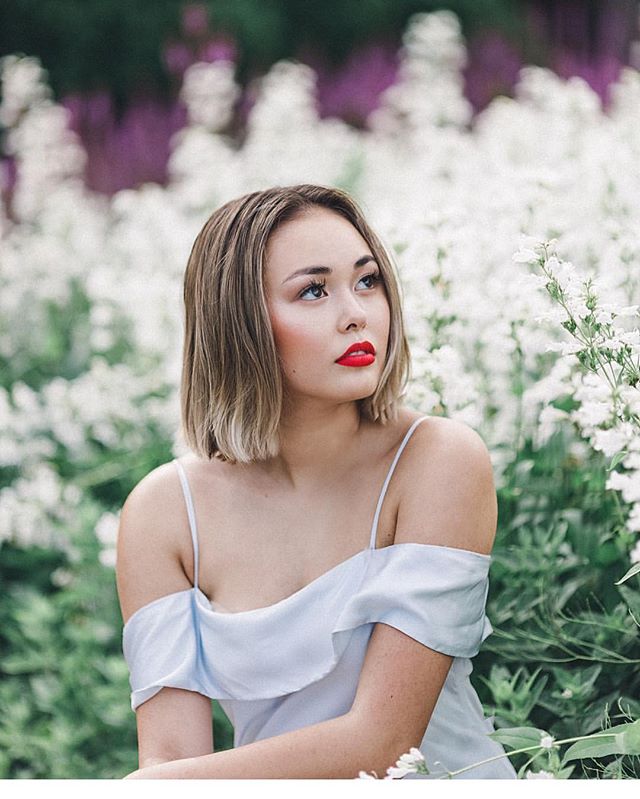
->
xmin=369 ymin=10 xmax=473 ymax=135
xmin=513 ymin=237 xmax=640 ymax=548
xmin=2 ymin=10 xmax=640 ymax=569
xmin=526 ymin=769 xmax=555 ymax=778
xmin=357 ymin=746 xmax=427 ymax=779
xmin=539 ymin=733 xmax=555 ymax=748
xmin=179 ymin=59 xmax=240 ymax=132
xmin=0 ymin=55 xmax=86 ymax=221
xmin=0 ymin=462 xmax=80 ymax=553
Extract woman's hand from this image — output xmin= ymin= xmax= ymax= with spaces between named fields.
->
xmin=123 ymin=766 xmax=164 ymax=779
xmin=122 ymin=769 xmax=144 ymax=779
xmin=122 ymin=759 xmax=197 ymax=779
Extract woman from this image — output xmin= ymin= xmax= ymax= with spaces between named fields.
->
xmin=117 ymin=183 xmax=517 ymax=779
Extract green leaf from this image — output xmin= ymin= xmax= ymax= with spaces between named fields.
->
xmin=606 ymin=450 xmax=628 ymax=471
xmin=595 ymin=541 xmax=620 ymax=567
xmin=561 ymin=733 xmax=618 ymax=762
xmin=562 ymin=720 xmax=640 ymax=763
xmin=617 ymin=719 xmax=640 ymax=755
xmin=556 ymin=765 xmax=576 ymax=779
xmin=615 ymin=562 xmax=640 ymax=585
xmin=617 ymin=584 xmax=640 ymax=619
xmin=487 ymin=727 xmax=549 ymax=751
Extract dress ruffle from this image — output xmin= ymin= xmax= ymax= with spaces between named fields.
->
xmin=123 ymin=542 xmax=494 ymax=710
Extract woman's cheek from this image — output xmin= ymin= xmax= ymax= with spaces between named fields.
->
xmin=270 ymin=318 xmax=314 ymax=377
xmin=273 ymin=310 xmax=318 ymax=353
xmin=287 ymin=332 xmax=321 ymax=377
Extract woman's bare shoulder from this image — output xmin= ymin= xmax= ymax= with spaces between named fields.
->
xmin=374 ymin=407 xmax=438 ymax=454
xmin=120 ymin=459 xmax=188 ymax=532
xmin=115 ymin=459 xmax=194 ymax=624
xmin=406 ymin=413 xmax=488 ymax=456
xmin=393 ymin=413 xmax=491 ymax=484
xmin=393 ymin=414 xmax=497 ymax=554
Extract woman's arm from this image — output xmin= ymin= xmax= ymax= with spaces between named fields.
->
xmin=123 ymin=709 xmax=401 ymax=779
xmin=117 ymin=464 xmax=214 ymax=768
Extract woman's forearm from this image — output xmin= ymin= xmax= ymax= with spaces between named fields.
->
xmin=124 ymin=711 xmax=400 ymax=779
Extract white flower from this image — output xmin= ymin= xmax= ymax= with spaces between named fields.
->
xmin=98 ymin=548 xmax=117 ymax=569
xmin=512 ymin=247 xmax=540 ymax=264
xmin=512 ymin=234 xmax=546 ymax=264
xmin=51 ymin=567 xmax=73 ymax=588
xmin=0 ymin=54 xmax=51 ymax=126
xmin=545 ymin=340 xmax=583 ymax=356
xmin=592 ymin=424 xmax=635 ymax=458
xmin=512 ymin=235 xmax=547 ymax=264
xmin=625 ymin=504 xmax=640 ymax=534
xmin=561 ymin=688 xmax=574 ymax=699
xmin=526 ymin=769 xmax=556 ymax=779
xmin=617 ymin=305 xmax=640 ymax=318
xmin=180 ymin=61 xmax=240 ymax=132
xmin=630 ymin=539 xmax=640 ymax=564
xmin=565 ymin=295 xmax=591 ymax=321
xmin=595 ymin=308 xmax=615 ymax=325
xmin=95 ymin=511 xmax=119 ymax=547
xmin=540 ymin=734 xmax=555 ymax=749
xmin=386 ymin=765 xmax=412 ymax=778
xmin=606 ymin=471 xmax=640 ymax=504
xmin=537 ymin=405 xmax=570 ymax=446
xmin=398 ymin=747 xmax=426 ymax=765
xmin=520 ymin=273 xmax=549 ymax=291
xmin=573 ymin=399 xmax=612 ymax=427
xmin=620 ymin=330 xmax=640 ymax=346
xmin=384 ymin=746 xmax=426 ymax=778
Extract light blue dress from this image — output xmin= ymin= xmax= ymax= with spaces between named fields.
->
xmin=122 ymin=415 xmax=517 ymax=779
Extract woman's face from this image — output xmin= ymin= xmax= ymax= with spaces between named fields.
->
xmin=264 ymin=206 xmax=391 ymax=408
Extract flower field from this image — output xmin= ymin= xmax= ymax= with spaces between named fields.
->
xmin=1 ymin=10 xmax=639 ymax=779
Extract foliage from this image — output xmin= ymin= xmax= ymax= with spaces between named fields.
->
xmin=0 ymin=532 xmax=234 ymax=779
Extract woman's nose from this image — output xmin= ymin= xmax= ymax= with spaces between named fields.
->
xmin=339 ymin=290 xmax=367 ymax=329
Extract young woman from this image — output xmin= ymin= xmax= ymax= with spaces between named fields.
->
xmin=117 ymin=184 xmax=517 ymax=779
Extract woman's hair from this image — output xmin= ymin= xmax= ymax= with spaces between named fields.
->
xmin=180 ymin=183 xmax=411 ymax=463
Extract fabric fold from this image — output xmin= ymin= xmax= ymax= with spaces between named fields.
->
xmin=333 ymin=543 xmax=493 ymax=658
xmin=123 ymin=590 xmax=208 ymax=710
xmin=122 ymin=542 xmax=494 ymax=709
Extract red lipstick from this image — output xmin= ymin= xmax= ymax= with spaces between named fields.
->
xmin=335 ymin=340 xmax=376 ymax=367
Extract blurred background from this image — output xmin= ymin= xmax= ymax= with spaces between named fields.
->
xmin=2 ymin=1 xmax=640 ymax=780
xmin=1 ymin=0 xmax=639 ymax=195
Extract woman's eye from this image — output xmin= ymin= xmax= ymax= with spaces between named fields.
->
xmin=299 ymin=280 xmax=327 ymax=300
xmin=359 ymin=272 xmax=381 ymax=289
xmin=298 ymin=272 xmax=381 ymax=301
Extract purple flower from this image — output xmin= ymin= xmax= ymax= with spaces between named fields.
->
xmin=181 ymin=3 xmax=209 ymax=38
xmin=308 ymin=41 xmax=399 ymax=126
xmin=463 ymin=30 xmax=523 ymax=112
xmin=163 ymin=42 xmax=195 ymax=76
xmin=198 ymin=36 xmax=238 ymax=64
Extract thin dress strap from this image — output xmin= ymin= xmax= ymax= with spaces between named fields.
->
xmin=368 ymin=415 xmax=430 ymax=549
xmin=173 ymin=459 xmax=200 ymax=591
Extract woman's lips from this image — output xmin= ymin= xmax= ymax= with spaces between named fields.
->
xmin=335 ymin=353 xmax=376 ymax=367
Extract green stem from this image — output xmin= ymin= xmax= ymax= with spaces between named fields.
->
xmin=610 ymin=488 xmax=629 ymax=529
xmin=434 ymin=731 xmax=616 ymax=779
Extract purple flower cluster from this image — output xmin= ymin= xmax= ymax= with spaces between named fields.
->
xmin=2 ymin=1 xmax=637 ymax=197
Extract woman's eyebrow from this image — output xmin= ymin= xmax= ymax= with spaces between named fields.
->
xmin=282 ymin=255 xmax=377 ymax=284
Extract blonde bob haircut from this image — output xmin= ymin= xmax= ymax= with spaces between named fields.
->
xmin=180 ymin=183 xmax=411 ymax=464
